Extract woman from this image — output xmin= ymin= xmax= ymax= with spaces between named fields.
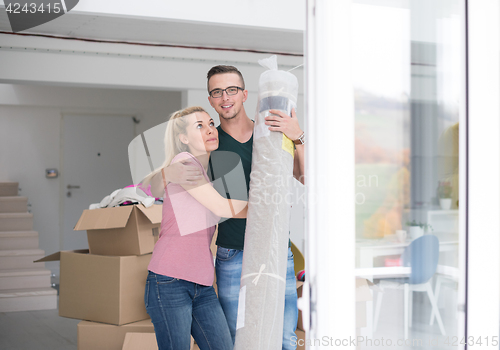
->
xmin=142 ymin=106 xmax=247 ymax=350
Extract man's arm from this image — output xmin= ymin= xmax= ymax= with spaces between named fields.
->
xmin=148 ymin=161 xmax=204 ymax=198
xmin=265 ymin=108 xmax=305 ymax=184
xmin=293 ymin=143 xmax=305 ymax=185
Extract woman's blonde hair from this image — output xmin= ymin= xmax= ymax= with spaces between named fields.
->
xmin=141 ymin=106 xmax=207 ymax=187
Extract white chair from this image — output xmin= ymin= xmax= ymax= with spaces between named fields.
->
xmin=430 ymin=268 xmax=459 ymax=325
xmin=373 ymin=235 xmax=446 ymax=339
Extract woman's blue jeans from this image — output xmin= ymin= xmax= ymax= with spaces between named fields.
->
xmin=144 ymin=271 xmax=233 ymax=350
xmin=215 ymin=246 xmax=298 ymax=350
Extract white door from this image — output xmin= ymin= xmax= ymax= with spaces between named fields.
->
xmin=62 ymin=114 xmax=135 ymax=250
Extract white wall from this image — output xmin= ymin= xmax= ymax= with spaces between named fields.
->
xmin=69 ymin=0 xmax=306 ymax=31
xmin=0 ymin=33 xmax=303 ymax=89
xmin=0 ymin=30 xmax=306 ymax=264
xmin=0 ymin=30 xmax=304 ymax=113
xmin=0 ymin=32 xmax=304 ymax=126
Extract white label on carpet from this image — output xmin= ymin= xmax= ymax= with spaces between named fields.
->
xmin=236 ymin=286 xmax=246 ymax=330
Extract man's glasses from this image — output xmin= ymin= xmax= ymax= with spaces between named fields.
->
xmin=209 ymin=86 xmax=244 ymax=98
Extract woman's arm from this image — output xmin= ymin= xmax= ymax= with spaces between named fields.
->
xmin=180 ymin=178 xmax=248 ymax=218
xmin=149 ymin=170 xmax=167 ymax=198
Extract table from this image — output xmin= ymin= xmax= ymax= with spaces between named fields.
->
xmin=355 ymin=233 xmax=459 ymax=337
xmin=356 ymin=232 xmax=459 ymax=269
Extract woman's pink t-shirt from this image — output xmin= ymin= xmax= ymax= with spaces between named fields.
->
xmin=147 ymin=152 xmax=220 ymax=286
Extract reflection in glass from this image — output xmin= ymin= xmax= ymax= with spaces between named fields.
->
xmin=353 ymin=1 xmax=463 ymax=348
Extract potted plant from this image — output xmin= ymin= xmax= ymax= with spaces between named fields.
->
xmin=406 ymin=220 xmax=433 ymax=239
xmin=437 ymin=181 xmax=453 ymax=210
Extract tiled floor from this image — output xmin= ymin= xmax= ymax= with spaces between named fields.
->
xmin=0 ymin=307 xmax=79 ymax=350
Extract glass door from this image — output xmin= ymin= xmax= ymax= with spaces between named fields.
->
xmin=352 ymin=1 xmax=465 ymax=347
xmin=301 ymin=0 xmax=497 ymax=348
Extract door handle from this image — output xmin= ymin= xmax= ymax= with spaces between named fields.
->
xmin=67 ymin=185 xmax=80 ymax=197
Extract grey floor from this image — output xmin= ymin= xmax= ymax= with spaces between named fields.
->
xmin=365 ymin=287 xmax=459 ymax=350
xmin=0 ymin=302 xmax=79 ymax=350
xmin=0 ymin=287 xmax=458 ymax=350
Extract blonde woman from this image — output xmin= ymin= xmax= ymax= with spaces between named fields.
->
xmin=142 ymin=106 xmax=247 ymax=350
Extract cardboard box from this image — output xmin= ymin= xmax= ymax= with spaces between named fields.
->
xmin=78 ymin=319 xmax=201 ymax=350
xmin=296 ymin=278 xmax=372 ymax=331
xmin=296 ymin=281 xmax=305 ymax=331
xmin=74 ymin=205 xmax=162 ymax=256
xmin=295 ymin=330 xmax=306 ymax=350
xmin=37 ymin=250 xmax=151 ymax=325
xmin=122 ymin=333 xmax=158 ymax=350
xmin=120 ymin=332 xmax=200 ymax=350
xmin=78 ymin=319 xmax=155 ymax=350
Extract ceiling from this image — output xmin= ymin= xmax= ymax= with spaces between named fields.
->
xmin=0 ymin=10 xmax=304 ymax=56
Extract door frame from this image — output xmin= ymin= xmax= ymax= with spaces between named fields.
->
xmin=466 ymin=0 xmax=500 ymax=347
xmin=305 ymin=0 xmax=356 ymax=345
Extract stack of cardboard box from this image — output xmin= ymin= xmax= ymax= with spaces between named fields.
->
xmin=36 ymin=204 xmax=171 ymax=350
xmin=33 ymin=200 xmax=335 ymax=350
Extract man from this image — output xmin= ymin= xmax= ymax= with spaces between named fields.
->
xmin=206 ymin=65 xmax=305 ymax=350
xmin=158 ymin=65 xmax=305 ymax=349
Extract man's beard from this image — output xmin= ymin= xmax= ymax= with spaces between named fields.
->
xmin=219 ymin=111 xmax=237 ymax=120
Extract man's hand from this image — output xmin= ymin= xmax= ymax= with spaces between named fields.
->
xmin=264 ymin=107 xmax=305 ymax=184
xmin=163 ymin=161 xmax=203 ymax=186
xmin=265 ymin=108 xmax=303 ymax=141
xmin=150 ymin=160 xmax=203 ymax=198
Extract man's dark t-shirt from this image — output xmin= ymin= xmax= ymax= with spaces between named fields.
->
xmin=208 ymin=125 xmax=253 ymax=251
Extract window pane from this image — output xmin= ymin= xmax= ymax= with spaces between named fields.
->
xmin=353 ymin=1 xmax=464 ymax=348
